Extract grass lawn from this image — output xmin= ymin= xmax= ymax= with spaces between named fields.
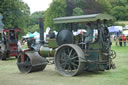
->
xmin=0 ymin=45 xmax=128 ymax=85
xmin=116 ymin=21 xmax=128 ymax=25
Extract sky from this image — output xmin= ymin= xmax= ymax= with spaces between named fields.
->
xmin=23 ymin=0 xmax=52 ymax=13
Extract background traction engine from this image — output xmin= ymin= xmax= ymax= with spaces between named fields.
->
xmin=17 ymin=14 xmax=116 ymax=76
xmin=0 ymin=28 xmax=21 ymax=60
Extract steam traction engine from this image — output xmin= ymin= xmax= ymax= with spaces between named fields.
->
xmin=0 ymin=28 xmax=21 ymax=60
xmin=17 ymin=14 xmax=116 ymax=76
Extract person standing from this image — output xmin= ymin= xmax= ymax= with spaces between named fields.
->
xmin=119 ymin=35 xmax=122 ymax=47
xmin=115 ymin=36 xmax=119 ymax=46
xmin=84 ymin=23 xmax=94 ymax=49
xmin=18 ymin=40 xmax=22 ymax=52
xmin=122 ymin=34 xmax=126 ymax=47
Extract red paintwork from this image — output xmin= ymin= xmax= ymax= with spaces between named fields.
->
xmin=3 ymin=28 xmax=21 ymax=41
xmin=21 ymin=49 xmax=31 ymax=62
xmin=3 ymin=28 xmax=21 ymax=57
xmin=9 ymin=43 xmax=18 ymax=56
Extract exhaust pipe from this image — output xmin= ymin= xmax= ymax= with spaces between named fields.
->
xmin=39 ymin=18 xmax=44 ymax=44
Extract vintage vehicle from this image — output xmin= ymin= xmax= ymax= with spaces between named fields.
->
xmin=0 ymin=12 xmax=21 ymax=60
xmin=0 ymin=28 xmax=21 ymax=60
xmin=17 ymin=13 xmax=116 ymax=76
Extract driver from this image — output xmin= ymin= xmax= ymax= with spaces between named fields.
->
xmin=84 ymin=23 xmax=94 ymax=49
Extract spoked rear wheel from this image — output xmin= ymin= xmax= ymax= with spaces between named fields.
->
xmin=54 ymin=44 xmax=85 ymax=76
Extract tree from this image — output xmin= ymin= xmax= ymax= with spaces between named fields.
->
xmin=24 ymin=11 xmax=45 ymax=34
xmin=96 ymin=0 xmax=112 ymax=14
xmin=0 ymin=0 xmax=30 ymax=29
xmin=29 ymin=11 xmax=45 ymax=26
xmin=25 ymin=24 xmax=39 ymax=33
xmin=67 ymin=0 xmax=112 ymax=15
xmin=111 ymin=6 xmax=128 ymax=20
xmin=44 ymin=0 xmax=67 ymax=31
xmin=44 ymin=0 xmax=128 ymax=31
xmin=109 ymin=0 xmax=128 ymax=20
xmin=73 ymin=7 xmax=84 ymax=16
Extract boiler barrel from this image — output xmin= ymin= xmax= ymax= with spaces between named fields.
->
xmin=40 ymin=46 xmax=55 ymax=57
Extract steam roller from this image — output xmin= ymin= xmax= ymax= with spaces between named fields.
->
xmin=17 ymin=18 xmax=85 ymax=76
xmin=17 ymin=44 xmax=85 ymax=76
xmin=17 ymin=18 xmax=48 ymax=73
xmin=17 ymin=51 xmax=47 ymax=73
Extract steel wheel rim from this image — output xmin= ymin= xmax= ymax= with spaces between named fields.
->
xmin=55 ymin=44 xmax=84 ymax=76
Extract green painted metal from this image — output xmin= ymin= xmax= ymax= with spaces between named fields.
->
xmin=40 ymin=46 xmax=50 ymax=57
xmin=40 ymin=46 xmax=56 ymax=57
xmin=48 ymin=39 xmax=58 ymax=48
xmin=53 ymin=13 xmax=113 ymax=24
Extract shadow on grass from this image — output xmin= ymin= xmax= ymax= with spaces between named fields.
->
xmin=0 ymin=57 xmax=17 ymax=61
xmin=78 ymin=71 xmax=106 ymax=77
xmin=8 ymin=57 xmax=17 ymax=60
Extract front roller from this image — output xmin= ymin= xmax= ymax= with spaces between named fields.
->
xmin=54 ymin=44 xmax=86 ymax=76
xmin=17 ymin=51 xmax=47 ymax=73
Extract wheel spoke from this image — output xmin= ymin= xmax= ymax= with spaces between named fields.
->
xmin=67 ymin=64 xmax=72 ymax=72
xmin=67 ymin=48 xmax=70 ymax=54
xmin=72 ymin=52 xmax=77 ymax=57
xmin=74 ymin=60 xmax=79 ymax=62
xmin=68 ymin=49 xmax=73 ymax=58
xmin=72 ymin=64 xmax=77 ymax=70
xmin=63 ymin=50 xmax=68 ymax=56
xmin=63 ymin=51 xmax=66 ymax=56
xmin=71 ymin=56 xmax=78 ymax=60
xmin=60 ymin=54 xmax=65 ymax=61
xmin=60 ymin=51 xmax=68 ymax=62
xmin=71 ymin=62 xmax=78 ymax=67
xmin=61 ymin=62 xmax=68 ymax=69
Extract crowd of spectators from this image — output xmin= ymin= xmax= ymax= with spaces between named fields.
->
xmin=114 ymin=34 xmax=128 ymax=47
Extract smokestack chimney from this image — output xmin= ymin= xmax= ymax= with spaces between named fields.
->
xmin=39 ymin=18 xmax=44 ymax=44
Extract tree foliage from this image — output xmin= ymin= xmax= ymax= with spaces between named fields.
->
xmin=110 ymin=0 xmax=128 ymax=20
xmin=24 ymin=11 xmax=45 ymax=34
xmin=73 ymin=7 xmax=84 ymax=16
xmin=0 ymin=0 xmax=30 ymax=29
xmin=97 ymin=0 xmax=112 ymax=14
xmin=25 ymin=24 xmax=39 ymax=33
xmin=66 ymin=0 xmax=112 ymax=15
xmin=29 ymin=11 xmax=45 ymax=26
xmin=0 ymin=0 xmax=127 ymax=37
xmin=44 ymin=0 xmax=67 ymax=31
